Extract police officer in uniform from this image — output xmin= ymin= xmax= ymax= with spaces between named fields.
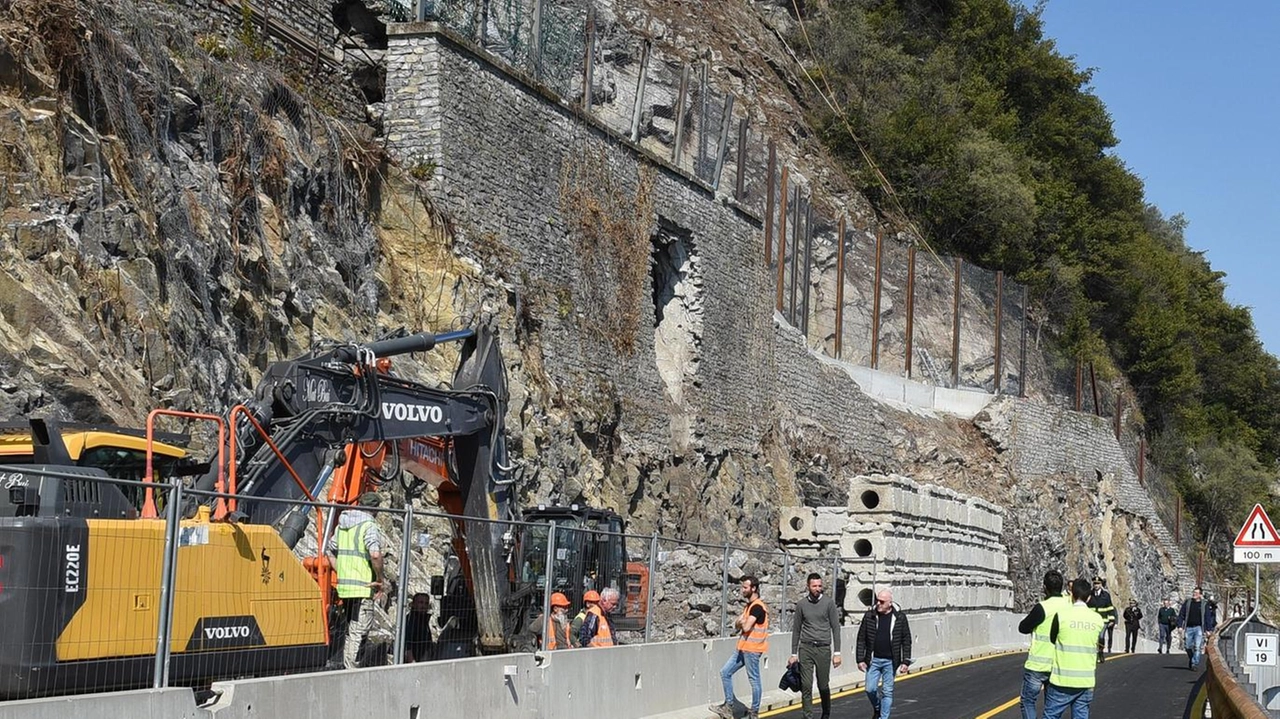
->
xmin=1087 ymin=577 xmax=1116 ymax=662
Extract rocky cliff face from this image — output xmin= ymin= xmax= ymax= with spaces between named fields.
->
xmin=0 ymin=0 xmax=1189 ymax=634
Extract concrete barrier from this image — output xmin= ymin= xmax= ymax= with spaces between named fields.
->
xmin=0 ymin=688 xmax=201 ymax=719
xmin=832 ymin=363 xmax=995 ymax=419
xmin=0 ymin=612 xmax=1029 ymax=719
xmin=206 ymin=652 xmax=539 ymax=719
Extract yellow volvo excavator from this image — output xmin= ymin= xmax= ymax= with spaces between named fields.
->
xmin=0 ymin=326 xmax=644 ymax=699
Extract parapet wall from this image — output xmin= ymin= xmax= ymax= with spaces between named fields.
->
xmin=782 ymin=474 xmax=1012 ymax=614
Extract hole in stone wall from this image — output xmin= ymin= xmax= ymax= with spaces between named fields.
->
xmin=650 ymin=219 xmax=702 ymax=407
xmin=789 ymin=516 xmax=804 ymax=531
xmin=858 ymin=588 xmax=873 ymax=607
xmin=854 ymin=539 xmax=873 ymax=557
xmin=860 ymin=490 xmax=880 ymax=510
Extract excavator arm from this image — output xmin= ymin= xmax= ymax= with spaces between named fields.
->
xmin=192 ymin=325 xmax=515 ymax=652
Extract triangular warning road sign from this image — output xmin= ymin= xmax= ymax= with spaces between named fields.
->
xmin=1234 ymin=504 xmax=1280 ymax=547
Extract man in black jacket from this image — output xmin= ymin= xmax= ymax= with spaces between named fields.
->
xmin=857 ymin=589 xmax=912 ymax=719
xmin=1179 ymin=587 xmax=1207 ymax=670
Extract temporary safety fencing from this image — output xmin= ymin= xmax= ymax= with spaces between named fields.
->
xmin=0 ymin=465 xmax=882 ymax=702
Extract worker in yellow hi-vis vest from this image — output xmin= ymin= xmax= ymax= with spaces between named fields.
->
xmin=1043 ymin=578 xmax=1105 ymax=719
xmin=327 ymin=492 xmax=387 ymax=669
xmin=1018 ymin=570 xmax=1070 ymax=719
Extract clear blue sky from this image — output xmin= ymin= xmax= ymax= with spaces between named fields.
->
xmin=1039 ymin=1 xmax=1280 ymax=355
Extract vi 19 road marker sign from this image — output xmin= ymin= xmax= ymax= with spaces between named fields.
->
xmin=1246 ymin=634 xmax=1278 ymax=667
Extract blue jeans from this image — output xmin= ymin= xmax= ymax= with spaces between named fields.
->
xmin=1020 ymin=669 xmax=1049 ymax=719
xmin=1043 ymin=684 xmax=1092 ymax=719
xmin=1158 ymin=624 xmax=1172 ymax=651
xmin=1185 ymin=626 xmax=1204 ymax=666
xmin=721 ymin=650 xmax=762 ymax=711
xmin=866 ymin=657 xmax=897 ymax=718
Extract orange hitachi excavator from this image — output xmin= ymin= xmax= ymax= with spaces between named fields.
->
xmin=0 ymin=325 xmax=645 ymax=698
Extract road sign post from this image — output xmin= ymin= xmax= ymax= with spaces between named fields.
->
xmin=1233 ymin=504 xmax=1278 ymax=652
xmin=1232 ymin=504 xmax=1280 ymax=564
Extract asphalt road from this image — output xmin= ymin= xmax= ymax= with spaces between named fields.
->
xmin=760 ymin=651 xmax=1200 ymax=719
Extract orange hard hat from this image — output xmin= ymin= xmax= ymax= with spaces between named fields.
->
xmin=550 ymin=592 xmax=571 ymax=608
xmin=583 ymin=590 xmax=601 ymax=603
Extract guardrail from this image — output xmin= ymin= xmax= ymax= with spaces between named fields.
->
xmin=1208 ymin=619 xmax=1276 ymax=719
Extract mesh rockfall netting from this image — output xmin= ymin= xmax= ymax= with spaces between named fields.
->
xmin=910 ymin=251 xmax=956 ymax=387
xmin=408 ymin=0 xmax=1053 ymax=403
xmin=999 ymin=278 xmax=1027 ymax=397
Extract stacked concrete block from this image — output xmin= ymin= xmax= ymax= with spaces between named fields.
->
xmin=813 ymin=506 xmax=849 ymax=539
xmin=779 ymin=507 xmax=816 ymax=542
xmin=779 ymin=473 xmax=1013 ymax=617
xmin=841 ymin=474 xmax=1012 ymax=615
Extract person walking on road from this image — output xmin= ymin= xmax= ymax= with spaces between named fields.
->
xmin=1122 ymin=599 xmax=1142 ymax=653
xmin=1156 ymin=598 xmax=1177 ymax=654
xmin=327 ymin=491 xmax=388 ymax=669
xmin=1018 ymin=570 xmax=1070 ymax=719
xmin=580 ymin=587 xmax=619 ymax=648
xmin=711 ymin=576 xmax=769 ymax=719
xmin=1043 ymin=577 xmax=1104 ymax=719
xmin=1179 ymin=587 xmax=1207 ymax=670
xmin=788 ymin=573 xmax=842 ymax=719
xmin=1087 ymin=578 xmax=1116 ymax=663
xmin=857 ymin=588 xmax=912 ymax=719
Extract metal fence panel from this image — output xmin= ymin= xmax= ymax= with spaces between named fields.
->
xmin=1037 ymin=328 xmax=1081 ymax=409
xmin=636 ymin=56 xmax=684 ymax=160
xmin=695 ymin=85 xmax=728 ymax=185
xmin=839 ymin=225 xmax=877 ymax=367
xmin=777 ymin=187 xmax=801 ymax=324
xmin=538 ymin=0 xmax=588 ymax=99
xmin=999 ymin=279 xmax=1026 ymax=396
xmin=480 ymin=0 xmax=536 ymax=68
xmin=720 ymin=115 xmax=744 ymax=198
xmin=586 ymin=13 xmax=643 ymax=137
xmin=425 ymin=0 xmax=480 ymax=38
xmin=808 ymin=211 xmax=840 ymax=355
xmin=958 ymin=261 xmax=999 ymax=391
xmin=0 ymin=478 xmax=175 ymax=700
xmin=911 ymin=251 xmax=956 ymax=387
xmin=740 ymin=130 xmax=770 ymax=217
xmin=650 ymin=539 xmax=724 ymax=640
xmin=876 ymin=235 xmax=910 ymax=375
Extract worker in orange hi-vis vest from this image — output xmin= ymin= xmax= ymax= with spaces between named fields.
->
xmin=710 ymin=576 xmax=768 ymax=719
xmin=580 ymin=587 xmax=619 ymax=647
